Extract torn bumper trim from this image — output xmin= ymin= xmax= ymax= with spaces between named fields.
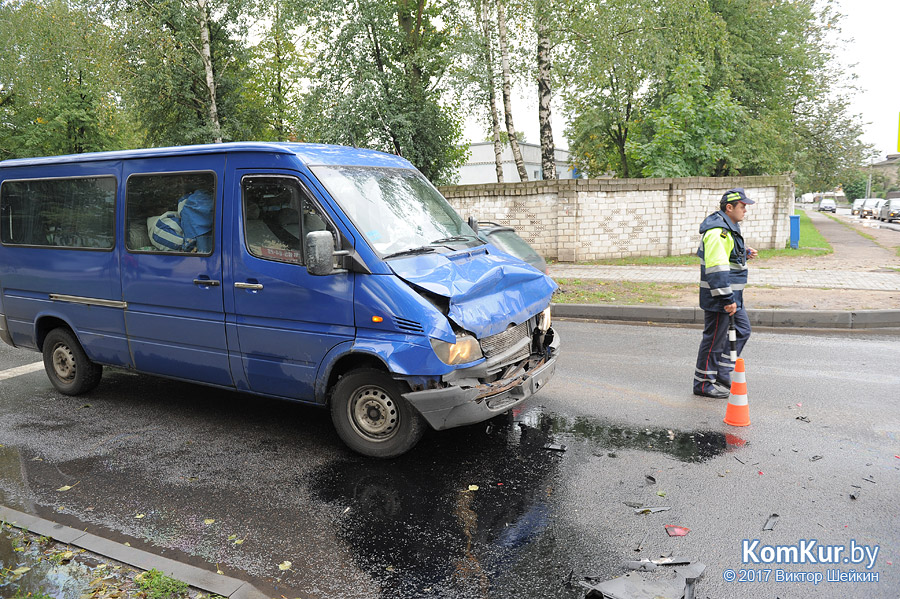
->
xmin=402 ymin=346 xmax=559 ymax=431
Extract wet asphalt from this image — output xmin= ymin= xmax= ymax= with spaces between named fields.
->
xmin=0 ymin=321 xmax=898 ymax=598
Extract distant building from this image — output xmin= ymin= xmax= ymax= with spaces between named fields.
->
xmin=453 ymin=142 xmax=576 ymax=185
xmin=872 ymin=153 xmax=900 ymax=187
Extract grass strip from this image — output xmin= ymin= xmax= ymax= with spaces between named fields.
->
xmin=554 ymin=279 xmax=693 ymax=305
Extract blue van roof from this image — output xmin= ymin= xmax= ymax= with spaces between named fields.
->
xmin=0 ymin=142 xmax=415 ymax=170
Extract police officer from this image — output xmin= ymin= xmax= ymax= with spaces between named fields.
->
xmin=693 ymin=188 xmax=758 ymax=399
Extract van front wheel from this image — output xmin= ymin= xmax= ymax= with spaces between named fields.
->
xmin=330 ymin=369 xmax=426 ymax=458
xmin=42 ymin=328 xmax=103 ymax=395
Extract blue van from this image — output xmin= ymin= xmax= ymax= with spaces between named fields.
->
xmin=0 ymin=143 xmax=559 ymax=457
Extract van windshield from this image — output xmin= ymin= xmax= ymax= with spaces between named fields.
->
xmin=311 ymin=166 xmax=480 ymax=257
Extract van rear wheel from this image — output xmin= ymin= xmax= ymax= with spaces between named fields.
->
xmin=42 ymin=328 xmax=103 ymax=395
xmin=330 ymin=368 xmax=426 ymax=458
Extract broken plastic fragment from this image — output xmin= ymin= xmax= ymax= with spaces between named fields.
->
xmin=634 ymin=506 xmax=671 ymax=515
xmin=623 ymin=560 xmax=657 ymax=572
xmin=543 ymin=443 xmax=567 ymax=452
xmin=810 ymin=455 xmax=823 ymax=461
xmin=796 ymin=415 xmax=810 ymax=423
xmin=664 ymin=525 xmax=690 ymax=537
xmin=763 ymin=513 xmax=779 ymax=531
xmin=645 ymin=475 xmax=656 ymax=485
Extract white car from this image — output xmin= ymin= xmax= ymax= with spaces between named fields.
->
xmin=859 ymin=198 xmax=881 ymax=218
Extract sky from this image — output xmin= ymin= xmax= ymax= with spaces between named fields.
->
xmin=465 ymin=1 xmax=900 ymax=160
xmin=833 ymin=0 xmax=899 ymax=161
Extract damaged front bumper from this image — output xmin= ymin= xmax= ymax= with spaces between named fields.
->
xmin=402 ymin=332 xmax=560 ymax=431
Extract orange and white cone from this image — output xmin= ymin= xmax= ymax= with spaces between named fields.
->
xmin=723 ymin=358 xmax=750 ymax=427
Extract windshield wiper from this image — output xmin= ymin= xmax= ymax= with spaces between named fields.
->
xmin=431 ymin=234 xmax=481 ymax=244
xmin=383 ymin=246 xmax=437 ymax=260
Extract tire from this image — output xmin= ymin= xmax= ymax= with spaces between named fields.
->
xmin=330 ymin=368 xmax=426 ymax=458
xmin=42 ymin=328 xmax=103 ymax=395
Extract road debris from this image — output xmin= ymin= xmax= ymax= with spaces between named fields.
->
xmin=810 ymin=455 xmax=823 ymax=461
xmin=862 ymin=475 xmax=876 ymax=485
xmin=762 ymin=513 xmax=779 ymax=531
xmin=543 ymin=442 xmax=567 ymax=452
xmin=796 ymin=416 xmax=810 ymax=423
xmin=645 ymin=475 xmax=657 ymax=485
xmin=664 ymin=525 xmax=690 ymax=537
xmin=581 ymin=559 xmax=706 ymax=599
xmin=633 ymin=506 xmax=671 ymax=515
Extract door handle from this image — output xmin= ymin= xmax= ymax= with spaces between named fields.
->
xmin=193 ymin=278 xmax=221 ymax=286
xmin=234 ymin=282 xmax=264 ymax=291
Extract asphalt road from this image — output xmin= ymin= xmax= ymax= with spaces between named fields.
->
xmin=0 ymin=321 xmax=898 ymax=598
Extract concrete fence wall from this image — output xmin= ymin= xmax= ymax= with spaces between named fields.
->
xmin=439 ymin=175 xmax=795 ymax=261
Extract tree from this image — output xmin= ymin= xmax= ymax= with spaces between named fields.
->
xmin=628 ymin=56 xmax=743 ymax=178
xmin=293 ymin=0 xmax=467 ymax=184
xmin=562 ymin=0 xmax=724 ymax=177
xmin=0 ymin=0 xmax=139 ymax=159
xmin=496 ymin=0 xmax=528 ymax=181
xmin=107 ymin=0 xmax=261 ymax=146
xmin=535 ymin=0 xmax=556 ymax=180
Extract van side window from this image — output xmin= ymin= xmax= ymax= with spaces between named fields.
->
xmin=0 ymin=176 xmax=116 ymax=249
xmin=126 ymin=172 xmax=216 ymax=254
xmin=242 ymin=176 xmax=334 ymax=265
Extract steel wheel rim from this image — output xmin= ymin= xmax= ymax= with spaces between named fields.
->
xmin=51 ymin=342 xmax=76 ymax=382
xmin=347 ymin=385 xmax=399 ymax=442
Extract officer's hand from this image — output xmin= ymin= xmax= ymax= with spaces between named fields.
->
xmin=724 ymin=303 xmax=737 ymax=315
xmin=747 ymin=246 xmax=758 ymax=259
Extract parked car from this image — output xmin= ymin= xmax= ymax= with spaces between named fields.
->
xmin=476 ymin=221 xmax=548 ymax=274
xmin=878 ymin=199 xmax=900 ymax=222
xmin=851 ymin=198 xmax=865 ymax=215
xmin=859 ymin=198 xmax=881 ymax=218
xmin=817 ymin=199 xmax=836 ymax=212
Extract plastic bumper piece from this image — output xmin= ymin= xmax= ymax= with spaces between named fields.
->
xmin=402 ymin=347 xmax=558 ymax=431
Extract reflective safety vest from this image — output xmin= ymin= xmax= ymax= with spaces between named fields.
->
xmin=697 ymin=210 xmax=748 ymax=312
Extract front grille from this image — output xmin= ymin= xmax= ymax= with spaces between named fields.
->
xmin=481 ymin=322 xmax=529 ymax=358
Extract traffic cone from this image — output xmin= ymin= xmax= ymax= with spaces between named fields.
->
xmin=723 ymin=358 xmax=750 ymax=427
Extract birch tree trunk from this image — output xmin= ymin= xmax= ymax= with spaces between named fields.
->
xmin=479 ymin=0 xmax=504 ymax=182
xmin=536 ymin=1 xmax=556 ymax=180
xmin=496 ymin=0 xmax=527 ymax=181
xmin=196 ymin=0 xmax=222 ymax=143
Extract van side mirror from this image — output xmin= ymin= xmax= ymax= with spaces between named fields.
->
xmin=306 ymin=231 xmax=335 ymax=276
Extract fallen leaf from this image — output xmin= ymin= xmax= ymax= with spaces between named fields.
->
xmin=124 ymin=542 xmax=130 ymax=547
xmin=228 ymin=534 xmax=237 ymax=540
xmin=134 ymin=513 xmax=145 ymax=519
xmin=216 ymin=563 xmax=224 ymax=575
xmin=57 ymin=485 xmax=74 ymax=492
xmin=467 ymin=485 xmax=479 ymax=492
xmin=278 ymin=561 xmax=292 ymax=571
xmin=203 ymin=519 xmax=215 ymax=525
xmin=656 ymin=490 xmax=667 ymax=497
xmin=11 ymin=566 xmax=31 ymax=576
xmin=59 ymin=550 xmax=75 ymax=562
xmin=234 ymin=539 xmax=244 ymax=545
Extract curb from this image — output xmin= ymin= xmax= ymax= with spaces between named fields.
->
xmin=0 ymin=505 xmax=268 ymax=599
xmin=551 ymin=304 xmax=900 ymax=329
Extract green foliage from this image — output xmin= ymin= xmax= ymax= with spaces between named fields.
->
xmin=0 ymin=0 xmax=140 ymax=159
xmin=628 ymin=56 xmax=743 ymax=177
xmin=135 ymin=568 xmax=189 ymax=599
xmin=294 ymin=0 xmax=468 ymax=184
xmin=841 ymin=170 xmax=869 ymax=202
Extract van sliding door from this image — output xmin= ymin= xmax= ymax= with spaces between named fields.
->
xmin=121 ymin=158 xmax=231 ymax=386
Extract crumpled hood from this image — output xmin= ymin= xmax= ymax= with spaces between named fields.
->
xmin=388 ymin=247 xmax=557 ymax=338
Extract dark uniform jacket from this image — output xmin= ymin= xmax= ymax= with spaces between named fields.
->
xmin=697 ymin=210 xmax=748 ymax=312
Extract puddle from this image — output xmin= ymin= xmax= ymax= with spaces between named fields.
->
xmin=306 ymin=408 xmax=745 ymax=598
xmin=533 ymin=411 xmax=745 ymax=463
xmin=0 ymin=525 xmax=109 ymax=599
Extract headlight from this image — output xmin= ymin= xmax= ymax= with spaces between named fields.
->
xmin=537 ymin=306 xmax=552 ymax=332
xmin=430 ymin=335 xmax=483 ymax=365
